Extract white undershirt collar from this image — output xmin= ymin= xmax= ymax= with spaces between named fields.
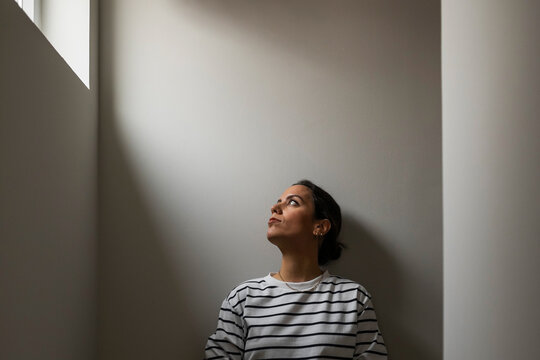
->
xmin=265 ymin=270 xmax=330 ymax=291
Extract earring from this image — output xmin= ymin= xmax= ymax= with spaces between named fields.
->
xmin=316 ymin=233 xmax=324 ymax=246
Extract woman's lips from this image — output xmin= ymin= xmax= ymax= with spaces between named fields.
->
xmin=268 ymin=218 xmax=281 ymax=225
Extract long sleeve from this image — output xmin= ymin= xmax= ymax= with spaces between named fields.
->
xmin=354 ymin=291 xmax=388 ymax=359
xmin=204 ymin=298 xmax=246 ymax=360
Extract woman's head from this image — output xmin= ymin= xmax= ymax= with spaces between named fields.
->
xmin=266 ymin=180 xmax=343 ymax=266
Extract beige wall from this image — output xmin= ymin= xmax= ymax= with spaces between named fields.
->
xmin=442 ymin=1 xmax=540 ymax=359
xmin=98 ymin=1 xmax=442 ymax=358
xmin=0 ymin=1 xmax=98 ymax=359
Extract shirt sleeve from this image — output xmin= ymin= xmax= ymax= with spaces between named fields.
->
xmin=204 ymin=297 xmax=245 ymax=360
xmin=354 ymin=289 xmax=388 ymax=359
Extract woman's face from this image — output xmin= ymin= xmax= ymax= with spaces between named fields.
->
xmin=266 ymin=185 xmax=318 ymax=244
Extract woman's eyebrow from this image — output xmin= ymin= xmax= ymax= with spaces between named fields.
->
xmin=277 ymin=194 xmax=304 ymax=203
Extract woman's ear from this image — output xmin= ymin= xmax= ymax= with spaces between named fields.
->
xmin=313 ymin=219 xmax=331 ymax=236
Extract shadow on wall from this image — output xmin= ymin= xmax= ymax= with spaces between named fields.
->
xmin=98 ymin=113 xmax=204 ymax=358
xmin=97 ymin=3 xmax=204 ymax=349
xmin=330 ymin=214 xmax=433 ymax=360
xmin=98 ymin=2 xmax=212 ymax=358
xmin=177 ymin=0 xmax=416 ymax=76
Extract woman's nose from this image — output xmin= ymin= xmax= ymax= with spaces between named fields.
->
xmin=271 ymin=203 xmax=282 ymax=214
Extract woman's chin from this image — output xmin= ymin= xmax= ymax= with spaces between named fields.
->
xmin=266 ymin=232 xmax=282 ymax=245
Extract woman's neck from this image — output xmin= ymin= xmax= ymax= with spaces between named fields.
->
xmin=277 ymin=254 xmax=322 ymax=282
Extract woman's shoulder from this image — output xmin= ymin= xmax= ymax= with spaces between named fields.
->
xmin=323 ymin=273 xmax=372 ymax=299
xmin=225 ymin=274 xmax=274 ymax=303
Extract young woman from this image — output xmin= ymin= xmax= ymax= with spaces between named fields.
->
xmin=204 ymin=180 xmax=387 ymax=359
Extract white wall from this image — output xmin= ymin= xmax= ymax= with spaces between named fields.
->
xmin=98 ymin=1 xmax=441 ymax=358
xmin=442 ymin=1 xmax=540 ymax=359
xmin=0 ymin=1 xmax=98 ymax=359
xmin=40 ymin=0 xmax=90 ymax=87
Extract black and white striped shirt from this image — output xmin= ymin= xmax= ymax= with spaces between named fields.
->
xmin=205 ymin=271 xmax=387 ymax=359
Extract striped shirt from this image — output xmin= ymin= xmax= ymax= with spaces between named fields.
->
xmin=204 ymin=271 xmax=388 ymax=359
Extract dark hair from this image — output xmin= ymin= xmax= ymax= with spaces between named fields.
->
xmin=293 ymin=179 xmax=343 ymax=266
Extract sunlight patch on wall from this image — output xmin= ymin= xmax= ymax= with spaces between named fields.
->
xmin=14 ymin=0 xmax=90 ymax=88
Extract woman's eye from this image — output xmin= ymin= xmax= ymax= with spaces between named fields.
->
xmin=288 ymin=199 xmax=299 ymax=206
